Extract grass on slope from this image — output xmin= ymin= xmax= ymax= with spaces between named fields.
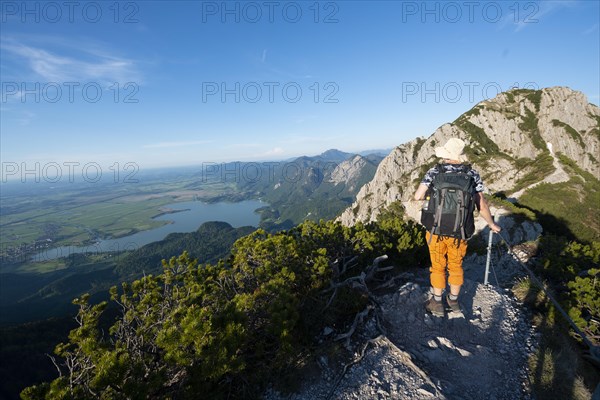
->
xmin=513 ymin=279 xmax=598 ymax=400
xmin=509 ymin=152 xmax=556 ymax=194
xmin=517 ymin=154 xmax=600 ymax=243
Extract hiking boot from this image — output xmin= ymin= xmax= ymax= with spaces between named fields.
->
xmin=446 ymin=294 xmax=461 ymax=313
xmin=425 ymin=298 xmax=444 ymax=317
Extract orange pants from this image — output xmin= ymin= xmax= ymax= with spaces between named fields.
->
xmin=426 ymin=232 xmax=468 ymax=289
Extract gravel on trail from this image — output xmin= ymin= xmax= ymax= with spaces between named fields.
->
xmin=265 ymin=248 xmax=538 ymax=400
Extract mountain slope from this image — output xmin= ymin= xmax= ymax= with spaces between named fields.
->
xmin=237 ymin=150 xmax=384 ymax=230
xmin=339 ymin=87 xmax=600 ymax=241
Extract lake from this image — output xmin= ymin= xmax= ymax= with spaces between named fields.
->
xmin=32 ymin=200 xmax=263 ymax=261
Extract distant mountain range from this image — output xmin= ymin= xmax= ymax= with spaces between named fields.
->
xmin=0 ymin=147 xmax=388 ymax=325
xmin=236 ymin=149 xmax=387 ymax=230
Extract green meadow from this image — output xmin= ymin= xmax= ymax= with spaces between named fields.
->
xmin=0 ymin=169 xmax=241 ymax=266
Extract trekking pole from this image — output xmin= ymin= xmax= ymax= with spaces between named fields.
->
xmin=483 ymin=215 xmax=494 ymax=285
xmin=496 ymin=231 xmax=600 ymax=366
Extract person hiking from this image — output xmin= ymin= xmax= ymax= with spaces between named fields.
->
xmin=413 ymin=138 xmax=501 ymax=316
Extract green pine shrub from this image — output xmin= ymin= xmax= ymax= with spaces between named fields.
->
xmin=22 ymin=219 xmax=426 ymax=400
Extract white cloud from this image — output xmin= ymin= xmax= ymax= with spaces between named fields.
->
xmin=265 ymin=147 xmax=284 ymax=156
xmin=0 ymin=36 xmax=140 ymax=84
xmin=222 ymin=146 xmax=287 ymax=162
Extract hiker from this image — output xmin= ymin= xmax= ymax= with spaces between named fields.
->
xmin=413 ymin=138 xmax=501 ymax=316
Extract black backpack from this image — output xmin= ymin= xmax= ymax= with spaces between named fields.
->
xmin=420 ymin=164 xmax=476 ymax=241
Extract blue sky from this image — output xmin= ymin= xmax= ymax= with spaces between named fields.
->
xmin=1 ymin=0 xmax=599 ymax=171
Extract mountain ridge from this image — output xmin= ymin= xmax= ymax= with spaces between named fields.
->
xmin=339 ymin=86 xmax=600 ymax=236
xmin=237 ymin=150 xmax=384 ymax=230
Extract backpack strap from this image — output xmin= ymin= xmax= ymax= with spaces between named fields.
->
xmin=453 ymin=197 xmax=463 ymax=237
xmin=426 ymin=164 xmax=442 ymax=245
xmin=427 ymin=187 xmax=446 ymax=244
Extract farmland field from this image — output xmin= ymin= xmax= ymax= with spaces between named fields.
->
xmin=0 ymin=167 xmax=245 ymax=263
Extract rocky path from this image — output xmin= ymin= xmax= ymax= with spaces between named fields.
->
xmin=510 ymin=142 xmax=570 ymax=199
xmin=265 ymin=252 xmax=537 ymax=400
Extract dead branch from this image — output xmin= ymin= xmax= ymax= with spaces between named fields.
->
xmin=47 ymin=354 xmax=62 ymax=377
xmin=335 ymin=305 xmax=374 ymax=343
xmin=322 ymin=255 xmax=388 ymax=310
xmin=324 ymin=288 xmax=338 ymax=310
xmin=340 ymin=255 xmax=359 ymax=276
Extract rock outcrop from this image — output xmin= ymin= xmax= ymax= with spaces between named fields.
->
xmin=339 ymin=87 xmax=600 ymax=226
xmin=328 ymin=155 xmax=370 ymax=192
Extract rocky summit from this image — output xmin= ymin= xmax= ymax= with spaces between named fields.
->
xmin=339 ymin=86 xmax=600 ymax=227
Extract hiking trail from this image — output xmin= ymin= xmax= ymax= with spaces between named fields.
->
xmin=510 ymin=142 xmax=570 ymax=200
xmin=265 ymin=235 xmax=540 ymax=400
